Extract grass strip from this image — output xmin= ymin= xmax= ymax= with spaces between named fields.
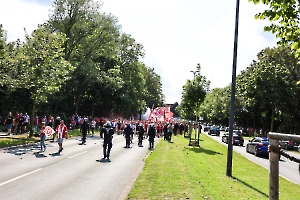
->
xmin=0 ymin=129 xmax=82 ymax=148
xmin=0 ymin=135 xmax=40 ymax=148
xmin=128 ymin=134 xmax=300 ymax=200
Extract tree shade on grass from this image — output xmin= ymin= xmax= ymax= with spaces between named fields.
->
xmin=128 ymin=134 xmax=300 ymax=200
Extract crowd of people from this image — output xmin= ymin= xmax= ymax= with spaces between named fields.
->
xmin=2 ymin=111 xmax=203 ymax=161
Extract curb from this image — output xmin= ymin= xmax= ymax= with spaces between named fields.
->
xmin=117 ymin=138 xmax=161 ymax=200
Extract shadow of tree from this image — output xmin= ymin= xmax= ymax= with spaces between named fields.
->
xmin=232 ymin=176 xmax=269 ymax=198
xmin=187 ymin=146 xmax=224 ymax=155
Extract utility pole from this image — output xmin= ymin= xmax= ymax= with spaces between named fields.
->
xmin=226 ymin=0 xmax=240 ymax=177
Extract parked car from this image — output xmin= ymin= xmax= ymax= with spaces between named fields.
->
xmin=279 ymin=140 xmax=298 ymax=150
xmin=219 ymin=126 xmax=226 ymax=131
xmin=203 ymin=126 xmax=210 ymax=132
xmin=208 ymin=126 xmax=220 ymax=136
xmin=222 ymin=132 xmax=244 ymax=146
xmin=246 ymin=137 xmax=269 ymax=157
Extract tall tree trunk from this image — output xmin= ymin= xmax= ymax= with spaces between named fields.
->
xmin=91 ymin=98 xmax=95 ymax=117
xmin=75 ymin=88 xmax=84 ymax=114
xmin=29 ymin=101 xmax=36 ymax=137
xmin=270 ymin=107 xmax=275 ymax=132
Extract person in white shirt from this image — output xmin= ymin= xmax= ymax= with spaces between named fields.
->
xmin=23 ymin=113 xmax=30 ymax=133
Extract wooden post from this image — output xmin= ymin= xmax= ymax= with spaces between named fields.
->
xmin=269 ymin=138 xmax=279 ymax=200
xmin=268 ymin=132 xmax=300 ymax=200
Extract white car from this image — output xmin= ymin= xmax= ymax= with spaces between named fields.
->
xmin=219 ymin=126 xmax=226 ymax=131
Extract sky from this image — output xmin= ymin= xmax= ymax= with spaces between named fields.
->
xmin=0 ymin=0 xmax=278 ymax=104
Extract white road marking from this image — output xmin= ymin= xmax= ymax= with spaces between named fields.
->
xmin=0 ymin=168 xmax=42 ymax=187
xmin=68 ymin=151 xmax=88 ymax=159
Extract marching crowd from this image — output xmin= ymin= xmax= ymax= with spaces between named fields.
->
xmin=3 ymin=111 xmax=201 ymax=161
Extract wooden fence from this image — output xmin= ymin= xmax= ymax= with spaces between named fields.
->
xmin=268 ymin=133 xmax=300 ymax=200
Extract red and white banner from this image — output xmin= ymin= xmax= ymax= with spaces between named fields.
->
xmin=43 ymin=126 xmax=55 ymax=137
xmin=148 ymin=107 xmax=173 ymax=122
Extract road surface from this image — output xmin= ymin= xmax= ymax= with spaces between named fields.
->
xmin=0 ymin=134 xmax=158 ymax=200
xmin=203 ymin=131 xmax=300 ymax=185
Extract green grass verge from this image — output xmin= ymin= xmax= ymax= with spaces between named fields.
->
xmin=0 ymin=129 xmax=82 ymax=148
xmin=0 ymin=135 xmax=40 ymax=148
xmin=128 ymin=134 xmax=300 ymax=200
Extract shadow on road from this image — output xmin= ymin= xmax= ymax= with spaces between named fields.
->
xmin=232 ymin=176 xmax=269 ymax=198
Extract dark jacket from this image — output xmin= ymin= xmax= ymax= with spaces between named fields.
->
xmin=81 ymin=121 xmax=89 ymax=132
xmin=103 ymin=128 xmax=114 ymax=142
xmin=124 ymin=126 xmax=132 ymax=138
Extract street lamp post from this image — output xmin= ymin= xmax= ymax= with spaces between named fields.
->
xmin=226 ymin=0 xmax=240 ymax=177
xmin=190 ymin=70 xmax=199 ymax=79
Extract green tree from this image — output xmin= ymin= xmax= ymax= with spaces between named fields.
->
xmin=0 ymin=27 xmax=73 ymax=136
xmin=199 ymin=87 xmax=231 ymax=125
xmin=249 ymin=0 xmax=300 ymax=56
xmin=236 ymin=46 xmax=297 ymax=132
xmin=48 ymin=0 xmax=121 ymax=114
xmin=144 ymin=67 xmax=164 ymax=108
xmin=179 ymin=64 xmax=210 ymax=120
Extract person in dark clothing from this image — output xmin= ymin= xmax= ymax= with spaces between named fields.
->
xmin=123 ymin=123 xmax=132 ymax=148
xmin=167 ymin=123 xmax=173 ymax=142
xmin=4 ymin=112 xmax=14 ymax=135
xmin=163 ymin=123 xmax=168 ymax=140
xmin=174 ymin=122 xmax=179 ymax=136
xmin=80 ymin=119 xmax=89 ymax=145
xmin=17 ymin=113 xmax=24 ymax=134
xmin=148 ymin=124 xmax=156 ymax=149
xmin=138 ymin=124 xmax=145 ymax=146
xmin=184 ymin=123 xmax=188 ymax=135
xmin=99 ymin=118 xmax=104 ymax=138
xmin=101 ymin=121 xmax=114 ymax=162
xmin=179 ymin=123 xmax=184 ymax=135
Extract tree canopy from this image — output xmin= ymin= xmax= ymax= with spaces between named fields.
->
xmin=0 ymin=0 xmax=164 ymax=128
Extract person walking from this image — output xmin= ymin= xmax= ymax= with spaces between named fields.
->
xmin=55 ymin=120 xmax=68 ymax=154
xmin=138 ymin=124 xmax=145 ymax=146
xmin=13 ymin=111 xmax=19 ymax=134
xmin=163 ymin=123 xmax=168 ymax=140
xmin=80 ymin=119 xmax=89 ymax=145
xmin=39 ymin=122 xmax=46 ymax=152
xmin=101 ymin=121 xmax=114 ymax=162
xmin=90 ymin=118 xmax=96 ymax=137
xmin=167 ymin=123 xmax=173 ymax=142
xmin=18 ymin=113 xmax=24 ymax=134
xmin=4 ymin=112 xmax=14 ymax=135
xmin=123 ymin=123 xmax=132 ymax=148
xmin=148 ymin=124 xmax=156 ymax=149
xmin=34 ymin=116 xmax=39 ymax=133
xmin=48 ymin=115 xmax=54 ymax=128
xmin=23 ymin=113 xmax=30 ymax=133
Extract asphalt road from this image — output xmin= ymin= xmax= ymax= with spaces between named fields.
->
xmin=203 ymin=131 xmax=300 ymax=185
xmin=0 ymin=134 xmax=158 ymax=200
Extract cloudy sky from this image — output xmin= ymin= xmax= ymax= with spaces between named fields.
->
xmin=0 ymin=0 xmax=277 ymax=104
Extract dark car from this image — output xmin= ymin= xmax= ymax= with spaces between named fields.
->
xmin=279 ymin=140 xmax=298 ymax=150
xmin=203 ymin=126 xmax=210 ymax=132
xmin=246 ymin=137 xmax=269 ymax=157
xmin=222 ymin=132 xmax=244 ymax=146
xmin=208 ymin=127 xmax=220 ymax=136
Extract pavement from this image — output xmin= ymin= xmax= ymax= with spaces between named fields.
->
xmin=0 ymin=133 xmax=160 ymax=200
